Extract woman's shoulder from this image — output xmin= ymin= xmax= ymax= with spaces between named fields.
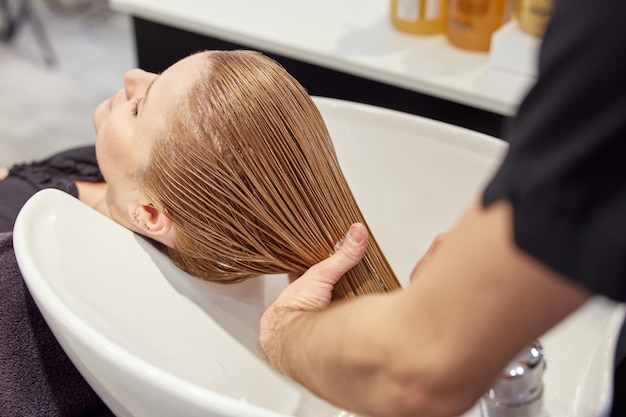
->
xmin=8 ymin=145 xmax=103 ymax=189
xmin=0 ymin=231 xmax=17 ymax=283
xmin=0 ymin=231 xmax=12 ymax=250
xmin=44 ymin=145 xmax=102 ymax=181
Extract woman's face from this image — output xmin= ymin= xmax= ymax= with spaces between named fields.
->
xmin=93 ymin=52 xmax=208 ymax=218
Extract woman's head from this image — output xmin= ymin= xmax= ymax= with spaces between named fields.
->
xmin=93 ymin=51 xmax=208 ymax=246
xmin=138 ymin=50 xmax=353 ymax=282
xmin=96 ymin=50 xmax=399 ymax=297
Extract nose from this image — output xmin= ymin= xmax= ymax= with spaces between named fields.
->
xmin=123 ymin=68 xmax=154 ymax=100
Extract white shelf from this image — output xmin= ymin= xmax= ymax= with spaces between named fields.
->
xmin=110 ymin=0 xmax=536 ymax=116
xmin=490 ymin=20 xmax=542 ymax=78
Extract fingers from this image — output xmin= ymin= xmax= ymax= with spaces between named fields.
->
xmin=287 ymin=272 xmax=301 ymax=283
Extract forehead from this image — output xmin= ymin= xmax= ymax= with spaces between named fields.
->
xmin=137 ymin=52 xmax=208 ymax=132
xmin=167 ymin=52 xmax=209 ymax=79
xmin=152 ymin=52 xmax=208 ymax=100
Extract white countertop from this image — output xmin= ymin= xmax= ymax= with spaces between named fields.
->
xmin=110 ymin=0 xmax=536 ymax=116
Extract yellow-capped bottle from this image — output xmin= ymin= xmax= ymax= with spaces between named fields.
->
xmin=390 ymin=0 xmax=446 ymax=35
xmin=515 ymin=0 xmax=553 ymax=38
xmin=445 ymin=0 xmax=509 ymax=51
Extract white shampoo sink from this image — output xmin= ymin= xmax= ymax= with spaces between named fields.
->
xmin=13 ymin=97 xmax=625 ymax=417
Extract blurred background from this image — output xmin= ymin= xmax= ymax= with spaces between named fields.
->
xmin=0 ymin=0 xmax=133 ymax=169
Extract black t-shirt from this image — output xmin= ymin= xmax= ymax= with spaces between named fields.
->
xmin=483 ymin=0 xmax=626 ymax=300
xmin=0 ymin=146 xmax=103 ymax=233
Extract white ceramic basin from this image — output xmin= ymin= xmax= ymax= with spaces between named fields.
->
xmin=13 ymin=97 xmax=625 ymax=417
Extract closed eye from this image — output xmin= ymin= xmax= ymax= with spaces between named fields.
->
xmin=131 ymin=97 xmax=144 ymax=117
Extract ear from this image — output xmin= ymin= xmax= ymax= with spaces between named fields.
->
xmin=133 ymin=203 xmax=176 ymax=248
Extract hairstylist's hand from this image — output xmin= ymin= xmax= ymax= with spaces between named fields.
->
xmin=259 ymin=223 xmax=368 ymax=372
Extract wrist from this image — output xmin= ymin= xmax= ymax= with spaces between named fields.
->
xmin=259 ymin=304 xmax=305 ymax=375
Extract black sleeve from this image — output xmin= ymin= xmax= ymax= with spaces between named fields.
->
xmin=483 ymin=0 xmax=626 ymax=300
xmin=0 ymin=146 xmax=102 ymax=233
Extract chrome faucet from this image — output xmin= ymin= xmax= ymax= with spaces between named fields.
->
xmin=481 ymin=341 xmax=546 ymax=417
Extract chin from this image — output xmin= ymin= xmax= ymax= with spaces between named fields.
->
xmin=93 ymin=106 xmax=105 ymax=132
xmin=94 ymin=139 xmax=105 ymax=177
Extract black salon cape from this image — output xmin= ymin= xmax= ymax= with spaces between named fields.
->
xmin=0 ymin=146 xmax=102 ymax=233
xmin=0 ymin=146 xmax=111 ymax=416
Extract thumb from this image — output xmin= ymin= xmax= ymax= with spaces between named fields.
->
xmin=277 ymin=223 xmax=369 ymax=310
xmin=302 ymin=222 xmax=369 ymax=287
xmin=259 ymin=223 xmax=369 ymax=368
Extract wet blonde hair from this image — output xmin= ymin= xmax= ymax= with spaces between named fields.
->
xmin=138 ymin=50 xmax=400 ymax=300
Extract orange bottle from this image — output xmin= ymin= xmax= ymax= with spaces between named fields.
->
xmin=515 ymin=0 xmax=553 ymax=37
xmin=390 ymin=0 xmax=446 ymax=35
xmin=445 ymin=0 xmax=509 ymax=51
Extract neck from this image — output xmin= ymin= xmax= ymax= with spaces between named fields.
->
xmin=75 ymin=180 xmax=108 ymax=211
xmin=89 ymin=184 xmax=128 ymax=228
xmin=79 ymin=182 xmax=176 ymax=249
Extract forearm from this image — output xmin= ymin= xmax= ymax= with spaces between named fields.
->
xmin=264 ymin=293 xmax=428 ymax=415
xmin=262 ymin=200 xmax=591 ymax=417
xmin=265 ymin=284 xmax=493 ymax=417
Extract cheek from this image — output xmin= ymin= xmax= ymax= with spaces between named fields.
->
xmin=95 ymin=119 xmax=132 ymax=181
xmin=95 ymin=131 xmax=115 ymax=182
xmin=96 ymin=122 xmax=116 ymax=161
